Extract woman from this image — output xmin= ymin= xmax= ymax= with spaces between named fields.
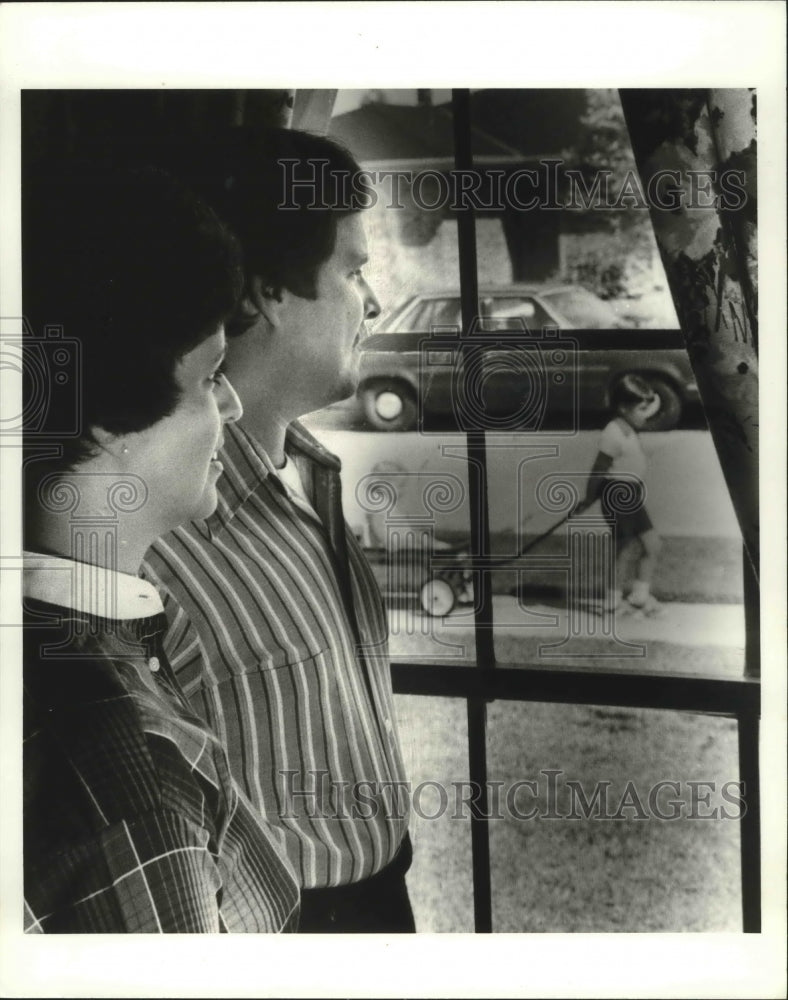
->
xmin=22 ymin=163 xmax=299 ymax=932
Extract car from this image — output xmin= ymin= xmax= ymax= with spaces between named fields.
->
xmin=356 ymin=284 xmax=698 ymax=432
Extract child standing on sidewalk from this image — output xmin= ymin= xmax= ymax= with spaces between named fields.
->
xmin=583 ymin=374 xmax=663 ymax=617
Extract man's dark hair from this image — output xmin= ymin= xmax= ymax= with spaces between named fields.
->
xmin=172 ymin=127 xmax=369 ymax=323
xmin=610 ymin=373 xmax=657 ymax=411
xmin=23 ymin=161 xmax=243 ymax=471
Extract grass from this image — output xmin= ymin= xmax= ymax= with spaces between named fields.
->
xmin=398 ymin=686 xmax=742 ymax=932
xmin=494 ymin=637 xmax=744 ymax=675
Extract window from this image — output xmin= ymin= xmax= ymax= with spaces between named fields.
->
xmin=20 ymin=85 xmax=758 ymax=934
xmin=319 ymin=87 xmax=760 ymax=933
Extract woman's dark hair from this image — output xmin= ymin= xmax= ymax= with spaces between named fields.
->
xmin=169 ymin=127 xmax=369 ymax=322
xmin=23 ymin=161 xmax=243 ymax=470
xmin=609 ymin=373 xmax=657 ymax=411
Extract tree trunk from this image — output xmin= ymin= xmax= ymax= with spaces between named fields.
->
xmin=501 ymin=206 xmax=560 ymax=281
xmin=619 ymin=89 xmax=759 ymax=578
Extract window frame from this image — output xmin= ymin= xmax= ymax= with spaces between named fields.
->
xmin=386 ymin=89 xmax=761 ymax=934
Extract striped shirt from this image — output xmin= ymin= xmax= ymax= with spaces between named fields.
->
xmin=23 ymin=554 xmax=299 ymax=933
xmin=143 ymin=421 xmax=409 ymax=890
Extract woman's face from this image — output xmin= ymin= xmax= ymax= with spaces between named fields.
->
xmin=122 ymin=328 xmax=242 ymax=532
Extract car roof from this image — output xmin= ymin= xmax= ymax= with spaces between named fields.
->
xmin=396 ymin=284 xmax=587 ymax=300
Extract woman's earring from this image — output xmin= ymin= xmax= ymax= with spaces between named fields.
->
xmin=121 ymin=445 xmax=129 ymax=455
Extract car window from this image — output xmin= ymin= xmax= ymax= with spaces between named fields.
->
xmin=486 ymin=296 xmax=555 ymax=331
xmin=540 ymin=287 xmax=622 ymax=328
xmin=392 ymin=299 xmax=435 ymax=330
xmin=391 ymin=297 xmax=462 ymax=331
xmin=430 ymin=298 xmax=463 ymax=328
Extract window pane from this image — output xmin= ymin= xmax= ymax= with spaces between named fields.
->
xmin=455 ymin=87 xmax=744 ymax=677
xmin=486 ymin=425 xmax=745 ymax=677
xmin=467 ymin=88 xmax=679 ymax=329
xmin=487 ymin=702 xmax=741 ymax=930
xmin=396 ymin=694 xmax=474 ymax=932
xmin=327 ymin=434 xmax=478 ymax=665
xmin=305 ymin=91 xmax=479 ymax=663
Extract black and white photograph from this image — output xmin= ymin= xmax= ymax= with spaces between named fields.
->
xmin=1 ymin=3 xmax=785 ymax=998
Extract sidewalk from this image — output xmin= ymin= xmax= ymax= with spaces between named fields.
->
xmin=387 ymin=597 xmax=746 ymax=676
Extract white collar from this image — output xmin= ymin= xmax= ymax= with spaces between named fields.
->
xmin=23 ymin=551 xmax=164 ymax=620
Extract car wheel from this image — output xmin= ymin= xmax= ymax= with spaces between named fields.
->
xmin=359 ymin=380 xmax=418 ymax=432
xmin=420 ymin=578 xmax=456 ymax=617
xmin=613 ymin=374 xmax=682 ymax=431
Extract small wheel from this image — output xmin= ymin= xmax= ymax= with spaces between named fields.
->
xmin=359 ymin=380 xmax=418 ymax=432
xmin=420 ymin=578 xmax=456 ymax=617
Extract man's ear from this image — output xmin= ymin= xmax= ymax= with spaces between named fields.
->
xmin=246 ymin=274 xmax=284 ymax=329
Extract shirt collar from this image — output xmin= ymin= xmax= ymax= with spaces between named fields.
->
xmin=210 ymin=419 xmax=341 ymax=531
xmin=23 ymin=551 xmax=164 ymax=620
xmin=285 ymin=419 xmax=342 ymax=473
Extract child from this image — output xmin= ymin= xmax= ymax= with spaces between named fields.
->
xmin=583 ymin=374 xmax=663 ymax=617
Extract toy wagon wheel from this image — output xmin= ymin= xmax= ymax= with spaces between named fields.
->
xmin=420 ymin=578 xmax=456 ymax=617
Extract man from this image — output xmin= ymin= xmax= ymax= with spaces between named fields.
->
xmin=143 ymin=128 xmax=414 ymax=933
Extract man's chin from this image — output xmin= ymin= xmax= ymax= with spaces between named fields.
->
xmin=330 ymin=371 xmax=361 ymax=405
xmin=337 ymin=382 xmax=359 ymax=403
xmin=302 ymin=368 xmax=360 ymax=415
xmin=189 ymin=486 xmax=219 ymax=525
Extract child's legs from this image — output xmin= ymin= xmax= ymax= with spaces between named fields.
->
xmin=634 ymin=528 xmax=661 ymax=584
xmin=613 ymin=534 xmax=639 ymax=594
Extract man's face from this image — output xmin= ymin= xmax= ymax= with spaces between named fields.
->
xmin=283 ymin=212 xmax=381 ymax=411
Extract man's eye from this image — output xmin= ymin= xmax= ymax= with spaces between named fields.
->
xmin=210 ymin=362 xmax=227 ymax=385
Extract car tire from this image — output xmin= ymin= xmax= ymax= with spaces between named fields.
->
xmin=420 ymin=578 xmax=456 ymax=617
xmin=614 ymin=374 xmax=682 ymax=431
xmin=359 ymin=380 xmax=418 ymax=432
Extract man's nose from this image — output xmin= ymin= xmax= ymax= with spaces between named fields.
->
xmin=363 ymin=279 xmax=382 ymax=320
xmin=219 ymin=374 xmax=244 ymax=424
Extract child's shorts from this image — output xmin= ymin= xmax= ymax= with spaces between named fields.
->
xmin=600 ymin=478 xmax=653 ymax=539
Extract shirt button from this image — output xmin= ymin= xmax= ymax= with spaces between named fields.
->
xmin=148 ymin=656 xmax=160 ymax=673
xmin=384 ymin=717 xmax=393 ymax=733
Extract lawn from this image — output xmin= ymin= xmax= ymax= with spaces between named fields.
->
xmin=398 ymin=690 xmax=741 ymax=932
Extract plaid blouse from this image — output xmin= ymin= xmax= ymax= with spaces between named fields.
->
xmin=23 ymin=555 xmax=299 ymax=933
xmin=143 ymin=421 xmax=409 ymax=890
